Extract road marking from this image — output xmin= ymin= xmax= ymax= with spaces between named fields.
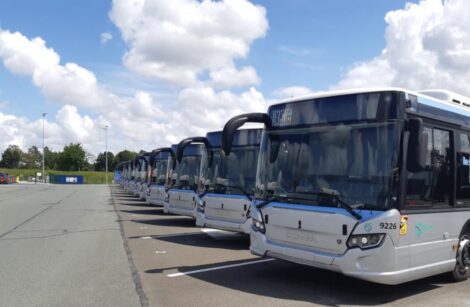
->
xmin=155 ymin=250 xmax=167 ymax=254
xmin=167 ymin=258 xmax=275 ymax=277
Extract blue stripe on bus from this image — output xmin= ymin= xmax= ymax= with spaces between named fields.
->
xmin=168 ymin=189 xmax=197 ymax=194
xmin=203 ymin=193 xmax=250 ymax=200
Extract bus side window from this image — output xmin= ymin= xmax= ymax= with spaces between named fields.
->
xmin=456 ymin=133 xmax=470 ymax=206
xmin=406 ymin=127 xmax=451 ymax=207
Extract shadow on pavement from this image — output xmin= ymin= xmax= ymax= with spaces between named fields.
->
xmin=132 ymin=217 xmax=196 ymax=228
xmin=120 ymin=209 xmax=165 ymax=215
xmin=147 ymin=258 xmax=443 ymax=306
xmin=154 ymin=231 xmax=249 ymax=250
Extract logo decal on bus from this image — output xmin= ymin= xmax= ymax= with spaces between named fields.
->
xmin=400 ymin=215 xmax=408 ymax=236
xmin=364 ymin=223 xmax=372 ymax=233
xmin=415 ymin=223 xmax=432 ymax=238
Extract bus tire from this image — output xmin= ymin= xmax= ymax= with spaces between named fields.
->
xmin=450 ymin=229 xmax=470 ymax=282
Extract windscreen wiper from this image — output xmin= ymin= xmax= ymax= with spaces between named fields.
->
xmin=256 ymin=195 xmax=295 ymax=209
xmin=223 ymin=185 xmax=253 ymax=201
xmin=317 ymin=187 xmax=362 ymax=220
xmin=199 ymin=185 xmax=253 ymax=201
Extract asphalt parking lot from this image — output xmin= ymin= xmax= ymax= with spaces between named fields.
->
xmin=112 ymin=185 xmax=470 ymax=307
xmin=1 ymin=184 xmax=469 ymax=306
xmin=0 ymin=184 xmax=140 ymax=307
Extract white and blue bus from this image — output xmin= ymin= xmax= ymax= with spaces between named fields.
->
xmin=133 ymin=153 xmax=150 ymax=198
xmin=147 ymin=147 xmax=174 ymax=206
xmin=164 ymin=142 xmax=203 ymax=218
xmin=124 ymin=159 xmax=136 ymax=193
xmin=195 ymin=129 xmax=262 ymax=233
xmin=222 ymin=88 xmax=470 ymax=285
xmin=115 ymin=162 xmax=124 ymax=186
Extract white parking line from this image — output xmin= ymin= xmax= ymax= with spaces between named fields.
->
xmin=167 ymin=258 xmax=275 ymax=277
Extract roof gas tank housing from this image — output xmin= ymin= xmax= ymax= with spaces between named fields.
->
xmin=418 ymin=89 xmax=470 ymax=108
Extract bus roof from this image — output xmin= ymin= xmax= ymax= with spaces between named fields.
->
xmin=269 ymin=87 xmax=470 ymax=123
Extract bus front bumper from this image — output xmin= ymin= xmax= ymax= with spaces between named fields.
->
xmin=195 ymin=212 xmax=251 ymax=234
xmin=250 ymin=231 xmax=454 ymax=285
xmin=164 ymin=203 xmax=196 ymax=219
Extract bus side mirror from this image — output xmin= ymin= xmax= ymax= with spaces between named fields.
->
xmin=406 ymin=118 xmax=428 ymax=172
xmin=176 ymin=137 xmax=212 ymax=166
xmin=269 ymin=134 xmax=280 ymax=163
xmin=222 ymin=113 xmax=270 ymax=155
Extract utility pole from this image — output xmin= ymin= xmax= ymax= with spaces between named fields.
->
xmin=42 ymin=112 xmax=47 ymax=183
xmin=103 ymin=125 xmax=109 ymax=185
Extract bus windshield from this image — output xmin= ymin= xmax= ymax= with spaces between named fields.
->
xmin=199 ymin=146 xmax=259 ymax=197
xmin=154 ymin=159 xmax=168 ymax=185
xmin=170 ymin=156 xmax=201 ymax=191
xmin=256 ymin=121 xmax=400 ymax=210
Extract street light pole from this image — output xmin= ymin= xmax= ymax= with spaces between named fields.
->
xmin=103 ymin=125 xmax=109 ymax=185
xmin=42 ymin=112 xmax=47 ymax=183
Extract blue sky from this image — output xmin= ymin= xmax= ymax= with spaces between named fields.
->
xmin=0 ymin=0 xmax=413 ymax=121
xmin=3 ymin=0 xmax=466 ymax=154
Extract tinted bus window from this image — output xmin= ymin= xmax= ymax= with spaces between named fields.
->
xmin=406 ymin=127 xmax=451 ymax=207
xmin=457 ymin=133 xmax=470 ymax=206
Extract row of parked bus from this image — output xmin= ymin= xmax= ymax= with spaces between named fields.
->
xmin=115 ymin=87 xmax=470 ymax=285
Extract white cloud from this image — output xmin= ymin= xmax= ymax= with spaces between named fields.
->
xmin=0 ymin=27 xmax=269 ymax=155
xmin=100 ymin=32 xmax=113 ymax=44
xmin=333 ymin=0 xmax=470 ymax=97
xmin=109 ymin=0 xmax=268 ymax=88
xmin=272 ymin=86 xmax=315 ymax=99
xmin=209 ymin=65 xmax=260 ymax=88
xmin=0 ymin=30 xmax=110 ymax=108
xmin=0 ymin=106 xmax=106 ymax=154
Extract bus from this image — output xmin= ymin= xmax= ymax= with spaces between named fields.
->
xmin=164 ymin=141 xmax=203 ymax=218
xmin=124 ymin=159 xmax=136 ymax=193
xmin=115 ymin=162 xmax=126 ymax=186
xmin=147 ymin=147 xmax=174 ymax=206
xmin=195 ymin=129 xmax=262 ymax=233
xmin=221 ymin=88 xmax=470 ymax=285
xmin=138 ymin=153 xmax=152 ymax=200
xmin=134 ymin=153 xmax=150 ymax=198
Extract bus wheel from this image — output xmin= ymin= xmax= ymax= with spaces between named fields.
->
xmin=451 ymin=232 xmax=470 ymax=282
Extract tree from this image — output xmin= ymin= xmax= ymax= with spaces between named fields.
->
xmin=21 ymin=146 xmax=42 ymax=169
xmin=94 ymin=152 xmax=115 ymax=171
xmin=113 ymin=150 xmax=137 ymax=169
xmin=56 ymin=143 xmax=87 ymax=171
xmin=0 ymin=145 xmax=23 ymax=168
xmin=44 ymin=147 xmax=59 ymax=170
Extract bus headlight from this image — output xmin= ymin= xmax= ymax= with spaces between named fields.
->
xmin=347 ymin=234 xmax=385 ymax=250
xmin=196 ymin=199 xmax=205 ymax=213
xmin=165 ymin=193 xmax=169 ymax=203
xmin=252 ymin=217 xmax=265 ymax=233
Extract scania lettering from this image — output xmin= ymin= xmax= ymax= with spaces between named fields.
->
xmin=222 ymin=88 xmax=470 ymax=285
xmin=196 ymin=129 xmax=262 ymax=233
xmin=147 ymin=147 xmax=174 ymax=206
xmin=164 ymin=142 xmax=203 ymax=218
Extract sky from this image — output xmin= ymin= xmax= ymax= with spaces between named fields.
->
xmin=0 ymin=0 xmax=469 ymax=159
